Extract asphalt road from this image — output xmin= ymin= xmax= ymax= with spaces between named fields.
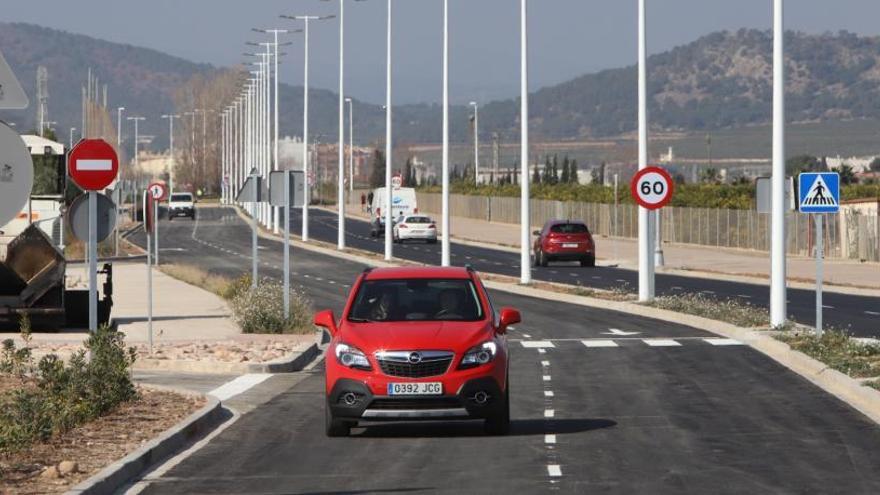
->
xmin=127 ymin=207 xmax=880 ymax=494
xmin=291 ymin=208 xmax=880 ymax=338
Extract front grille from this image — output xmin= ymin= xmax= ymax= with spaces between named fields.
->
xmin=369 ymin=397 xmax=460 ymax=410
xmin=375 ymin=351 xmax=454 ymax=378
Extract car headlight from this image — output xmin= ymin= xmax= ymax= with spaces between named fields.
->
xmin=460 ymin=341 xmax=498 ymax=369
xmin=335 ymin=343 xmax=371 ymax=370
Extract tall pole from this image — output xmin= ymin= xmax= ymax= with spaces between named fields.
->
xmin=303 ymin=19 xmax=312 ymax=241
xmin=441 ymin=0 xmax=450 ymax=267
xmin=115 ymin=106 xmax=124 ymax=254
xmin=637 ymin=0 xmax=654 ymax=302
xmin=347 ymin=98 xmax=354 ymax=192
xmin=88 ymin=191 xmax=97 ymax=332
xmin=519 ymin=0 xmax=530 ymax=284
xmin=337 ymin=0 xmax=347 ymax=251
xmin=385 ymin=0 xmax=394 ymax=261
xmin=471 ymin=101 xmax=479 ymax=185
xmin=161 ymin=115 xmax=179 ymax=193
xmin=771 ymin=0 xmax=787 ymax=327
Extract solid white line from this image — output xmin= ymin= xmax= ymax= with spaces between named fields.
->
xmin=643 ymin=339 xmax=682 ymax=347
xmin=544 ymin=409 xmax=555 ymax=418
xmin=521 ymin=341 xmax=555 ymax=349
xmin=547 ymin=465 xmax=562 ymax=477
xmin=545 ymin=434 xmax=557 ymax=444
xmin=866 ymin=311 xmax=880 ymax=316
xmin=704 ymin=338 xmax=744 ymax=346
xmin=208 ymin=374 xmax=273 ymax=401
xmin=582 ymin=340 xmax=619 ymax=348
xmin=544 ymin=390 xmax=554 ymax=398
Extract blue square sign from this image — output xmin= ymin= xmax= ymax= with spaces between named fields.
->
xmin=798 ymin=173 xmax=840 ymax=214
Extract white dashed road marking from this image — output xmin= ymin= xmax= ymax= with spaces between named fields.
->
xmin=544 ymin=391 xmax=554 ymax=398
xmin=704 ymin=338 xmax=744 ymax=346
xmin=643 ymin=339 xmax=682 ymax=347
xmin=208 ymin=374 xmax=273 ymax=401
xmin=547 ymin=465 xmax=562 ymax=477
xmin=542 ymin=375 xmax=552 ymax=382
xmin=521 ymin=341 xmax=555 ymax=349
xmin=544 ymin=409 xmax=555 ymax=418
xmin=545 ymin=434 xmax=556 ymax=444
xmin=582 ymin=340 xmax=620 ymax=348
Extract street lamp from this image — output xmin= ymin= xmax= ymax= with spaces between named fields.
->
xmin=69 ymin=127 xmax=77 ymax=149
xmin=346 ymin=97 xmax=354 ymax=192
xmin=519 ymin=0 xmax=530 ymax=284
xmin=637 ymin=0 xmax=654 ymax=301
xmin=384 ymin=0 xmax=394 ymax=261
xmin=439 ymin=0 xmax=451 ymax=266
xmin=161 ymin=114 xmax=180 ymax=193
xmin=470 ymin=101 xmax=479 ymax=185
xmin=771 ymin=0 xmax=787 ymax=327
xmin=281 ymin=14 xmax=333 ymax=242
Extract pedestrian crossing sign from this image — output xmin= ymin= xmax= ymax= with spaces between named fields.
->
xmin=798 ymin=172 xmax=840 ymax=214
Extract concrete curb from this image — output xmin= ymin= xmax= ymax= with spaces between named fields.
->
xmin=66 ymin=394 xmax=227 ymax=495
xmin=251 ymin=207 xmax=880 ymax=426
xmin=132 ymin=342 xmax=320 ymax=375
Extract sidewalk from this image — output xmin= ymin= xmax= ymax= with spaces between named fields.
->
xmin=338 ymin=205 xmax=880 ymax=291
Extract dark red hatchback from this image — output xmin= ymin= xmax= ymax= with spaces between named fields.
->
xmin=533 ymin=220 xmax=596 ymax=267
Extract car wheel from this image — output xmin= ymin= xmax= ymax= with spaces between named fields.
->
xmin=539 ymin=250 xmax=548 ymax=267
xmin=325 ymin=402 xmax=351 ymax=437
xmin=485 ymin=380 xmax=510 ymax=436
xmin=581 ymin=255 xmax=596 ymax=268
xmin=168 ymin=215 xmax=173 ymax=221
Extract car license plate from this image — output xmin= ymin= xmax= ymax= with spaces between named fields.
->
xmin=388 ymin=382 xmax=443 ymax=396
xmin=412 ymin=229 xmax=424 ymax=234
xmin=562 ymin=243 xmax=578 ymax=248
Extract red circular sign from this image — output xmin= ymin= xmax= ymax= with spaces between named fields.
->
xmin=148 ymin=183 xmax=168 ymax=201
xmin=630 ymin=166 xmax=675 ymax=210
xmin=68 ymin=139 xmax=119 ymax=191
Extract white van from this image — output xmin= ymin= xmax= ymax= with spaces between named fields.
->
xmin=369 ymin=187 xmax=418 ymax=237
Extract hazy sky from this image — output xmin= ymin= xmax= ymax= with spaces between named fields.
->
xmin=5 ymin=1 xmax=880 ymax=104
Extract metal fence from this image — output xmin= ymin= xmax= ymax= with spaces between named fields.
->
xmin=395 ymin=191 xmax=879 ymax=262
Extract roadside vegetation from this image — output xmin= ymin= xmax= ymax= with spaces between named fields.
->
xmin=648 ymin=292 xmax=769 ymax=328
xmin=776 ymin=329 xmax=880 ymax=379
xmin=0 ymin=318 xmax=137 ymax=455
xmin=158 ymin=265 xmax=314 ymax=335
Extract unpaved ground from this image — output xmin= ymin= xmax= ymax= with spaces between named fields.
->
xmin=0 ymin=388 xmax=203 ymax=494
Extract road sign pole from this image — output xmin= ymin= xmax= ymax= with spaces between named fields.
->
xmin=770 ymin=0 xmax=787 ymax=328
xmin=252 ymin=200 xmax=259 ymax=288
xmin=637 ymin=0 xmax=654 ymax=302
xmin=154 ymin=200 xmax=160 ymax=266
xmin=284 ymin=171 xmax=291 ymax=319
xmin=88 ymin=191 xmax=98 ymax=332
xmin=815 ymin=214 xmax=824 ymax=335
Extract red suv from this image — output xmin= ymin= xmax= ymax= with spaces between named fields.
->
xmin=533 ymin=220 xmax=596 ymax=267
xmin=314 ymin=266 xmax=521 ymax=437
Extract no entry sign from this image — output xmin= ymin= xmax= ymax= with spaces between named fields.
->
xmin=631 ymin=166 xmax=674 ymax=210
xmin=68 ymin=139 xmax=119 ymax=191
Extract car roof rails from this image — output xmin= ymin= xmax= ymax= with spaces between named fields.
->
xmin=363 ymin=267 xmax=374 ymax=275
xmin=465 ymin=264 xmax=475 ymax=273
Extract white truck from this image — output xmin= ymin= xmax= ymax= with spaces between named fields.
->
xmin=369 ymin=187 xmax=418 ymax=237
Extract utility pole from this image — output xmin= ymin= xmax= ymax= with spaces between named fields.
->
xmin=637 ymin=0 xmax=655 ymax=302
xmin=471 ymin=101 xmax=480 ymax=185
xmin=385 ymin=0 xmax=394 ymax=261
xmin=346 ymin=98 xmax=354 ymax=192
xmin=161 ymin=115 xmax=180 ymax=194
xmin=441 ymin=0 xmax=450 ymax=266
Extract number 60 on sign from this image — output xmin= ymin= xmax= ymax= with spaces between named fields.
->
xmin=631 ymin=166 xmax=675 ymax=210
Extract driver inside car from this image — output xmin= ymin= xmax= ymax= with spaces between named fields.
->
xmin=436 ymin=288 xmax=464 ymax=320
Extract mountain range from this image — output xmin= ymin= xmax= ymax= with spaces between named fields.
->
xmin=3 ymin=23 xmax=880 ymax=150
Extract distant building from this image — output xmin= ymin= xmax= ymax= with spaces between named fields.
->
xmin=826 ymin=155 xmax=876 ymax=173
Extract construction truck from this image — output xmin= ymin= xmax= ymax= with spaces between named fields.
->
xmin=0 ymin=135 xmax=113 ymax=330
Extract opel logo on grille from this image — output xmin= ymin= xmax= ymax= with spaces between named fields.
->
xmin=408 ymin=352 xmax=422 ymax=364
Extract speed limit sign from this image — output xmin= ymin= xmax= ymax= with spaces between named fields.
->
xmin=631 ymin=166 xmax=674 ymax=210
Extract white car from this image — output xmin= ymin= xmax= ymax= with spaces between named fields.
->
xmin=168 ymin=192 xmax=196 ymax=220
xmin=393 ymin=215 xmax=438 ymax=244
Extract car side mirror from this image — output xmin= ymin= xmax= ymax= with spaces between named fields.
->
xmin=532 ymin=230 xmax=541 ymax=236
xmin=498 ymin=308 xmax=521 ymax=334
xmin=314 ymin=310 xmax=338 ymax=336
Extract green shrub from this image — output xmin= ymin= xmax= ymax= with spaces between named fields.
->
xmin=0 ymin=326 xmax=137 ymax=454
xmin=229 ymin=277 xmax=314 ymax=334
xmin=222 ymin=274 xmax=253 ymax=301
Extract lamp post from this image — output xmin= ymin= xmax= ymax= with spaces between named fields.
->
xmin=384 ymin=0 xmax=394 ymax=261
xmin=637 ymin=0 xmax=654 ymax=302
xmin=771 ymin=0 xmax=787 ymax=327
xmin=346 ymin=97 xmax=354 ymax=192
xmin=440 ymin=0 xmax=451 ymax=267
xmin=127 ymin=116 xmax=149 ymax=262
xmin=69 ymin=128 xmax=77 ymax=149
xmin=281 ymin=14 xmax=333 ymax=242
xmin=470 ymin=101 xmax=479 ymax=185
xmin=161 ymin=114 xmax=180 ymax=194
xmin=519 ymin=0 xmax=530 ymax=284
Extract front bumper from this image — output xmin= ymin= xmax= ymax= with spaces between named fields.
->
xmin=398 ymin=230 xmax=438 ymax=241
xmin=328 ymin=377 xmax=505 ymax=421
xmin=170 ymin=207 xmax=194 ymax=217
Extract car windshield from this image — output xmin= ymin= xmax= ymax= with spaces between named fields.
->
xmin=550 ymin=223 xmax=589 ymax=234
xmin=404 ymin=217 xmax=432 ymax=224
xmin=171 ymin=194 xmax=192 ymax=202
xmin=348 ymin=279 xmax=484 ymax=322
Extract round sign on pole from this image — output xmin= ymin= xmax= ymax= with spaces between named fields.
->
xmin=631 ymin=166 xmax=675 ymax=210
xmin=68 ymin=139 xmax=119 ymax=191
xmin=68 ymin=192 xmax=117 ymax=243
xmin=391 ymin=174 xmax=403 ymax=189
xmin=148 ymin=183 xmax=168 ymax=202
xmin=0 ymin=122 xmax=34 ymax=227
